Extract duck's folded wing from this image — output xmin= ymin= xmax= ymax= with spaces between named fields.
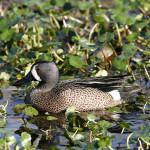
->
xmin=72 ymin=75 xmax=132 ymax=92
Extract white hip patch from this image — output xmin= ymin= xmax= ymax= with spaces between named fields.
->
xmin=108 ymin=90 xmax=121 ymax=101
xmin=31 ymin=65 xmax=41 ymax=81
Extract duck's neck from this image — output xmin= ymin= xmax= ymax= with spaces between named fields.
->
xmin=36 ymin=76 xmax=59 ymax=91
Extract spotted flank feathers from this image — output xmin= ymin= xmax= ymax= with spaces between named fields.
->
xmin=13 ymin=60 xmax=140 ymax=113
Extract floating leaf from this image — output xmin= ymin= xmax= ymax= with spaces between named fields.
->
xmin=99 ymin=33 xmax=114 ymax=43
xmin=78 ymin=1 xmax=96 ymax=10
xmin=98 ymin=120 xmax=115 ymax=129
xmin=108 ymin=107 xmax=122 ymax=113
xmin=45 ymin=42 xmax=62 ymax=47
xmin=127 ymin=33 xmax=138 ymax=42
xmin=143 ymin=51 xmax=150 ymax=56
xmin=0 ymin=121 xmax=6 ymax=127
xmin=10 ymin=46 xmax=22 ymax=55
xmin=119 ymin=121 xmax=130 ymax=130
xmin=99 ymin=33 xmax=107 ymax=42
xmin=20 ymin=132 xmax=31 ymax=148
xmin=98 ymin=137 xmax=112 ymax=148
xmin=112 ymin=44 xmax=137 ymax=70
xmin=84 ymin=141 xmax=99 ymax=150
xmin=74 ymin=134 xmax=84 ymax=141
xmin=0 ymin=72 xmax=10 ymax=81
xmin=63 ymin=131 xmax=74 ymax=145
xmin=26 ymin=51 xmax=36 ymax=58
xmin=123 ymin=44 xmax=138 ymax=59
xmin=138 ymin=114 xmax=150 ymax=120
xmin=0 ymin=138 xmax=5 ymax=149
xmin=87 ymin=114 xmax=96 ymax=122
xmin=49 ymin=146 xmax=62 ymax=150
xmin=135 ymin=20 xmax=149 ymax=29
xmin=69 ymin=56 xmax=85 ymax=68
xmin=79 ymin=41 xmax=97 ymax=50
xmin=65 ymin=106 xmax=76 ymax=117
xmin=23 ymin=106 xmax=38 ymax=117
xmin=13 ymin=104 xmax=23 ymax=115
xmin=115 ymin=13 xmax=128 ymax=24
xmin=94 ymin=10 xmax=107 ymax=23
xmin=133 ymin=124 xmax=150 ymax=139
xmin=113 ymin=56 xmax=127 ymax=71
xmin=38 ymin=53 xmax=53 ymax=61
xmin=0 ymin=18 xmax=7 ymax=31
xmin=94 ymin=69 xmax=108 ymax=77
xmin=6 ymin=135 xmax=16 ymax=146
xmin=126 ymin=16 xmax=135 ymax=25
xmin=47 ymin=116 xmax=58 ymax=121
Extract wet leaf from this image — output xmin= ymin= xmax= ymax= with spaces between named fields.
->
xmin=47 ymin=116 xmax=58 ymax=121
xmin=115 ymin=13 xmax=128 ymax=24
xmin=84 ymin=141 xmax=99 ymax=150
xmin=10 ymin=46 xmax=22 ymax=55
xmin=20 ymin=132 xmax=31 ymax=148
xmin=132 ymin=124 xmax=150 ymax=139
xmin=119 ymin=121 xmax=130 ymax=130
xmin=0 ymin=72 xmax=10 ymax=81
xmin=113 ymin=56 xmax=127 ymax=71
xmin=69 ymin=56 xmax=85 ymax=68
xmin=122 ymin=44 xmax=138 ymax=59
xmin=6 ymin=135 xmax=16 ymax=146
xmin=99 ymin=33 xmax=114 ymax=43
xmin=23 ymin=106 xmax=38 ymax=117
xmin=78 ymin=1 xmax=96 ymax=10
xmin=79 ymin=41 xmax=97 ymax=50
xmin=126 ymin=16 xmax=135 ymax=25
xmin=0 ymin=121 xmax=6 ymax=127
xmin=138 ymin=114 xmax=150 ymax=120
xmin=0 ymin=28 xmax=15 ymax=41
xmin=0 ymin=138 xmax=5 ymax=149
xmin=98 ymin=137 xmax=112 ymax=148
xmin=135 ymin=20 xmax=149 ymax=29
xmin=98 ymin=120 xmax=115 ymax=129
xmin=66 ymin=106 xmax=76 ymax=114
xmin=108 ymin=107 xmax=122 ymax=113
xmin=127 ymin=33 xmax=137 ymax=42
xmin=94 ymin=69 xmax=108 ymax=76
xmin=143 ymin=51 xmax=150 ymax=56
xmin=87 ymin=114 xmax=96 ymax=122
xmin=63 ymin=131 xmax=74 ymax=145
xmin=49 ymin=146 xmax=62 ymax=150
xmin=27 ymin=51 xmax=36 ymax=58
xmin=38 ymin=53 xmax=53 ymax=61
xmin=0 ymin=18 xmax=7 ymax=31
xmin=45 ymin=42 xmax=61 ymax=47
xmin=74 ymin=134 xmax=84 ymax=141
xmin=13 ymin=104 xmax=23 ymax=115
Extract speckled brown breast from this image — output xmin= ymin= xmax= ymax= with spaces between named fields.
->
xmin=28 ymin=82 xmax=122 ymax=113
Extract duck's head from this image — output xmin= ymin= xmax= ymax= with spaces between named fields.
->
xmin=13 ymin=60 xmax=59 ymax=88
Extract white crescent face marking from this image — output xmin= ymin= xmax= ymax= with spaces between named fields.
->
xmin=108 ymin=90 xmax=121 ymax=101
xmin=31 ymin=65 xmax=41 ymax=81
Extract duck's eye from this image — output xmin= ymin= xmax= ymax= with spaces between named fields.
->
xmin=36 ymin=67 xmax=41 ymax=72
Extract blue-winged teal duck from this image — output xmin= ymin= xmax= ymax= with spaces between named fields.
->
xmin=13 ymin=60 xmax=139 ymax=113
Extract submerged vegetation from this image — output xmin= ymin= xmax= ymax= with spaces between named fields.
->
xmin=0 ymin=0 xmax=150 ymax=149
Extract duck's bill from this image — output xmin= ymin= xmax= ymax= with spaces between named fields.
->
xmin=12 ymin=72 xmax=35 ymax=86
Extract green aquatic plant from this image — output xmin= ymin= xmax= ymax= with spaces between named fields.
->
xmin=0 ymin=0 xmax=150 ymax=149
